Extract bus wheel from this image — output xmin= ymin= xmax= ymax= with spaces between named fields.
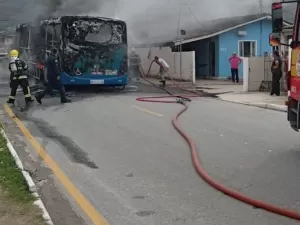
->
xmin=120 ymin=85 xmax=126 ymax=91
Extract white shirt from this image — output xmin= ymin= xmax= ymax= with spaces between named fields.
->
xmin=158 ymin=58 xmax=169 ymax=69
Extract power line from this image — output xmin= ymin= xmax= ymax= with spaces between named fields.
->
xmin=187 ymin=5 xmax=206 ymax=30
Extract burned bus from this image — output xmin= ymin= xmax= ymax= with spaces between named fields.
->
xmin=14 ymin=16 xmax=128 ymax=88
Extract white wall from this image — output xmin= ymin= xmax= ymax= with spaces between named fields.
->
xmin=243 ymin=57 xmax=265 ymax=92
xmin=135 ymin=47 xmax=195 ymax=84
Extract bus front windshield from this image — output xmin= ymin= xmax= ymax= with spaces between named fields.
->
xmin=63 ymin=17 xmax=126 ymax=45
xmin=61 ymin=17 xmax=127 ymax=76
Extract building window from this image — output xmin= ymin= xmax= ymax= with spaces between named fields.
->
xmin=239 ymin=41 xmax=256 ymax=57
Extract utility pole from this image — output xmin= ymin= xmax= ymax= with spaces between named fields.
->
xmin=180 ymin=29 xmax=186 ymax=82
xmin=259 ymin=0 xmax=262 ymax=14
xmin=259 ymin=0 xmax=263 ymax=56
xmin=176 ymin=5 xmax=182 ymax=78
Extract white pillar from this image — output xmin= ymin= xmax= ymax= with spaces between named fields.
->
xmin=192 ymin=51 xmax=196 ymax=84
xmin=243 ymin=57 xmax=249 ymax=92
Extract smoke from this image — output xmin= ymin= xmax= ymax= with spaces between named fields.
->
xmin=47 ymin=0 xmax=275 ymax=44
xmin=0 ymin=0 xmax=296 ymax=45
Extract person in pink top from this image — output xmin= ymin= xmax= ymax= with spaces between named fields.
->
xmin=228 ymin=52 xmax=242 ymax=83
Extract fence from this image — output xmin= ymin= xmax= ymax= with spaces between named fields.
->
xmin=26 ymin=61 xmax=44 ymax=83
xmin=260 ymin=57 xmax=287 ymax=92
xmin=243 ymin=56 xmax=287 ymax=92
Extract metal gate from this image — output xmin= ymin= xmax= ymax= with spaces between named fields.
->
xmin=19 ymin=46 xmax=45 ymax=82
xmin=259 ymin=56 xmax=287 ymax=92
xmin=26 ymin=61 xmax=43 ymax=81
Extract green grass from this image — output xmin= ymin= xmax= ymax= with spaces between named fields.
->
xmin=0 ymin=127 xmax=45 ymax=225
xmin=0 ymin=129 xmax=35 ymax=203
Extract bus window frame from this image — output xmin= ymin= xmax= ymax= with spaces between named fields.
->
xmin=45 ymin=24 xmax=62 ymax=52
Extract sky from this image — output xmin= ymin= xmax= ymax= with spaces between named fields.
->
xmin=0 ymin=0 xmax=296 ymax=43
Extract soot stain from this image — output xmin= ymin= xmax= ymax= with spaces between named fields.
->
xmin=29 ymin=117 xmax=98 ymax=169
xmin=126 ymin=172 xmax=133 ymax=177
xmin=135 ymin=211 xmax=156 ymax=217
xmin=132 ymin=196 xmax=146 ymax=199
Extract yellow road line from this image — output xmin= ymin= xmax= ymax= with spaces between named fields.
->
xmin=3 ymin=104 xmax=109 ymax=225
xmin=132 ymin=105 xmax=164 ymax=117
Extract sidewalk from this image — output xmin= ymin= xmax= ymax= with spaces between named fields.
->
xmin=218 ymin=92 xmax=287 ymax=112
xmin=194 ymin=80 xmax=287 ymax=112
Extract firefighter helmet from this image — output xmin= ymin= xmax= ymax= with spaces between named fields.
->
xmin=9 ymin=49 xmax=19 ymax=58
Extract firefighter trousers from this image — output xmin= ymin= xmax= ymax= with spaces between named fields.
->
xmin=39 ymin=78 xmax=67 ymax=101
xmin=8 ymin=77 xmax=32 ymax=104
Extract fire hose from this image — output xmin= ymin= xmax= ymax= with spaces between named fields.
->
xmin=135 ymin=61 xmax=300 ymax=221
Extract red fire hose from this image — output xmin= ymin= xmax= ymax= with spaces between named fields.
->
xmin=136 ymin=62 xmax=300 ymax=221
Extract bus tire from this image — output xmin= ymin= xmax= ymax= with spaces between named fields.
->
xmin=120 ymin=85 xmax=126 ymax=91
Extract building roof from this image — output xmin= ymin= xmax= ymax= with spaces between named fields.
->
xmin=174 ymin=14 xmax=293 ymax=46
xmin=283 ymin=25 xmax=294 ymax=30
xmin=0 ymin=27 xmax=15 ymax=37
xmin=132 ymin=14 xmax=291 ymax=47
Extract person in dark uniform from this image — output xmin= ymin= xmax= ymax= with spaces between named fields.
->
xmin=128 ymin=48 xmax=141 ymax=80
xmin=7 ymin=49 xmax=34 ymax=105
xmin=35 ymin=49 xmax=71 ymax=104
xmin=270 ymin=50 xmax=282 ymax=96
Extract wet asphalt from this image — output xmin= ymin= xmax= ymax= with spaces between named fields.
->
xmin=1 ymin=78 xmax=300 ymax=225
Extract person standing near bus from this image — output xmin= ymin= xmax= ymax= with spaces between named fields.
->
xmin=270 ymin=50 xmax=282 ymax=96
xmin=7 ymin=49 xmax=34 ymax=105
xmin=35 ymin=49 xmax=71 ymax=104
xmin=154 ymin=56 xmax=169 ymax=87
xmin=228 ymin=52 xmax=242 ymax=83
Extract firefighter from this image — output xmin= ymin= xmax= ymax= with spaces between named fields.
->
xmin=128 ymin=48 xmax=141 ymax=80
xmin=35 ymin=49 xmax=71 ymax=104
xmin=154 ymin=56 xmax=169 ymax=87
xmin=7 ymin=49 xmax=34 ymax=105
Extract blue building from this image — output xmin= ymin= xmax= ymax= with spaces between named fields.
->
xmin=175 ymin=14 xmax=278 ymax=80
xmin=134 ymin=14 xmax=291 ymax=80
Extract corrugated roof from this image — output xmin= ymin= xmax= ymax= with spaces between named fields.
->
xmin=132 ymin=14 xmax=272 ymax=47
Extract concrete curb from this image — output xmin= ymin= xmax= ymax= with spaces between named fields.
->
xmin=218 ymin=98 xmax=287 ymax=112
xmin=1 ymin=130 xmax=54 ymax=225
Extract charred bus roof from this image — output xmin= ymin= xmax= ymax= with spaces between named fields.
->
xmin=40 ymin=16 xmax=126 ymax=26
xmin=16 ymin=16 xmax=126 ymax=30
xmin=16 ymin=16 xmax=126 ymax=32
xmin=16 ymin=23 xmax=31 ymax=31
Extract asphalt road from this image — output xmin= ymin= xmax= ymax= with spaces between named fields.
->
xmin=4 ymin=86 xmax=300 ymax=225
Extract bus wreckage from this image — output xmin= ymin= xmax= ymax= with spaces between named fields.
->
xmin=13 ymin=16 xmax=128 ymax=88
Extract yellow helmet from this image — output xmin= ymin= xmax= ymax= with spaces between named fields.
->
xmin=10 ymin=49 xmax=19 ymax=58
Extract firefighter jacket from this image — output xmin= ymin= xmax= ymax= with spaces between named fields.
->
xmin=8 ymin=58 xmax=29 ymax=80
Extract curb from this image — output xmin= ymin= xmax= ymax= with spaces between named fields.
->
xmin=1 ymin=129 xmax=54 ymax=225
xmin=218 ymin=98 xmax=287 ymax=112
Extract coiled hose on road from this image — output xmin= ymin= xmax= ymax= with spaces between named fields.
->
xmin=136 ymin=61 xmax=300 ymax=221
